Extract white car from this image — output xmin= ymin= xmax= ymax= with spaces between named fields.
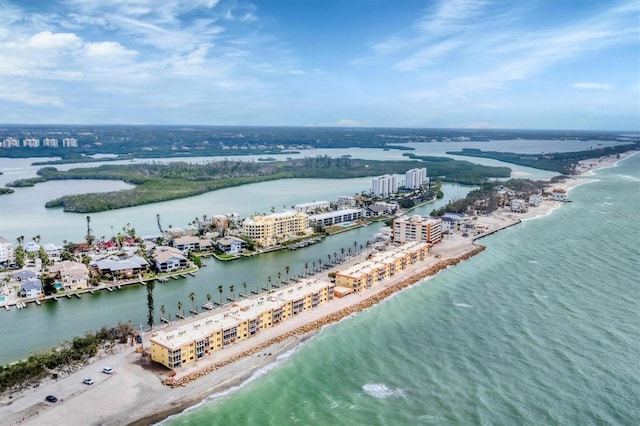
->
xmin=102 ymin=367 xmax=114 ymax=375
xmin=83 ymin=378 xmax=94 ymax=385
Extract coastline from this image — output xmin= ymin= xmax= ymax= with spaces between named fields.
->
xmin=1 ymin=150 xmax=636 ymax=426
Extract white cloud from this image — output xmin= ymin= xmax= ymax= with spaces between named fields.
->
xmin=27 ymin=31 xmax=82 ymax=49
xmin=335 ymin=119 xmax=362 ymax=127
xmin=571 ymin=82 xmax=615 ymax=90
xmin=84 ymin=41 xmax=138 ymax=59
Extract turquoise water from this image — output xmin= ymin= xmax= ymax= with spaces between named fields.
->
xmin=164 ymin=154 xmax=640 ymax=425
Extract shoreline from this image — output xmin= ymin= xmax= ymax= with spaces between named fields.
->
xmin=1 ymin=150 xmax=636 ymax=426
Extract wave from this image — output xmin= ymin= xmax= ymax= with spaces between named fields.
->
xmin=362 ymin=383 xmax=405 ymax=399
xmin=454 ymin=303 xmax=473 ymax=308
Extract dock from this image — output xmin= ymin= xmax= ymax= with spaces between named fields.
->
xmin=180 ymin=273 xmax=188 ymax=279
xmin=188 ymin=272 xmax=196 ymax=277
xmin=106 ymin=287 xmax=113 ymax=292
xmin=262 ymin=286 xmax=269 ymax=291
xmin=35 ymin=299 xmax=41 ymax=306
xmin=202 ymin=303 xmax=214 ymax=311
xmin=239 ymin=293 xmax=247 ymax=299
xmin=171 ymin=276 xmax=179 ymax=280
xmin=226 ymin=296 xmax=236 ymax=302
xmin=160 ymin=317 xmax=170 ymax=324
xmin=89 ymin=289 xmax=95 ymax=294
xmin=251 ymin=289 xmax=259 ymax=294
xmin=157 ymin=277 xmax=169 ymax=283
xmin=74 ymin=293 xmax=81 ymax=298
xmin=176 ymin=313 xmax=185 ymax=319
xmin=52 ymin=295 xmax=58 ymax=301
xmin=189 ymin=308 xmax=199 ymax=315
xmin=213 ymin=301 xmax=222 ymax=307
xmin=65 ymin=294 xmax=71 ymax=299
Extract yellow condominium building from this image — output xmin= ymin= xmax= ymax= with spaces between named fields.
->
xmin=242 ymin=211 xmax=311 ymax=247
xmin=150 ymin=279 xmax=333 ymax=369
xmin=335 ymin=242 xmax=429 ymax=292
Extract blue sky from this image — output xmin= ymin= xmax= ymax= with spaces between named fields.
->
xmin=0 ymin=0 xmax=638 ymax=130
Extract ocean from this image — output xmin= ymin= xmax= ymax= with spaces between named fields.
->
xmin=163 ymin=154 xmax=639 ymax=425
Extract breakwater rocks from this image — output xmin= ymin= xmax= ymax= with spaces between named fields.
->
xmin=161 ymin=244 xmax=486 ymax=388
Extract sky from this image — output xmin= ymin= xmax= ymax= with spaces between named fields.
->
xmin=0 ymin=0 xmax=638 ymax=130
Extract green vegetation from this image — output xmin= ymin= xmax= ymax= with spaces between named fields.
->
xmin=447 ymin=142 xmax=639 ymax=174
xmin=7 ymin=156 xmax=510 ymax=213
xmin=0 ymin=187 xmax=14 ymax=195
xmin=0 ymin=323 xmax=134 ymax=394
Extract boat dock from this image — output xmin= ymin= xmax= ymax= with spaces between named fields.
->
xmin=251 ymin=289 xmax=259 ymax=294
xmin=106 ymin=287 xmax=113 ymax=292
xmin=157 ymin=277 xmax=169 ymax=283
xmin=176 ymin=313 xmax=185 ymax=319
xmin=160 ymin=317 xmax=170 ymax=324
xmin=188 ymin=272 xmax=196 ymax=277
xmin=74 ymin=293 xmax=81 ymax=298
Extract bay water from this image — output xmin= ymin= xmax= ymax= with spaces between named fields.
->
xmin=163 ymin=154 xmax=639 ymax=425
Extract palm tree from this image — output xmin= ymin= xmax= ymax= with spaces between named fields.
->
xmin=188 ymin=292 xmax=196 ymax=312
xmin=218 ymin=285 xmax=223 ymax=303
xmin=206 ymin=293 xmax=212 ymax=304
xmin=160 ymin=304 xmax=166 ymax=317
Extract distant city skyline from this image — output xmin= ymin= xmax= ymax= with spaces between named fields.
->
xmin=1 ymin=0 xmax=638 ymax=130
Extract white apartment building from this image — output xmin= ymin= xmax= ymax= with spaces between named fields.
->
xmin=43 ymin=138 xmax=59 ymax=148
xmin=2 ymin=137 xmax=20 ymax=148
xmin=242 ymin=211 xmax=311 ymax=247
xmin=308 ymin=208 xmax=364 ymax=227
xmin=0 ymin=237 xmax=14 ymax=266
xmin=405 ymin=168 xmax=427 ymax=189
xmin=372 ymin=174 xmax=398 ymax=197
xmin=23 ymin=138 xmax=40 ymax=148
xmin=62 ymin=138 xmax=78 ymax=147
xmin=392 ymin=215 xmax=442 ymax=244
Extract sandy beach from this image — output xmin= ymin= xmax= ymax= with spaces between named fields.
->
xmin=1 ymin=150 xmax=636 ymax=426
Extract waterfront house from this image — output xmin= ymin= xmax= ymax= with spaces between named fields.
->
xmin=510 ymin=199 xmax=528 ymax=213
xmin=49 ymin=260 xmax=90 ymax=290
xmin=12 ymin=270 xmax=36 ymax=281
xmin=552 ymin=189 xmax=568 ymax=201
xmin=152 ymin=246 xmax=188 ymax=272
xmin=529 ymin=194 xmax=543 ymax=207
xmin=364 ymin=204 xmax=390 ymax=217
xmin=93 ymin=255 xmax=149 ymax=280
xmin=20 ymin=280 xmax=42 ymax=298
xmin=216 ymin=236 xmax=247 ymax=254
xmin=440 ymin=213 xmax=466 ymax=233
xmin=242 ymin=211 xmax=311 ymax=247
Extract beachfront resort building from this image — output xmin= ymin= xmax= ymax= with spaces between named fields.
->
xmin=335 ymin=242 xmax=429 ymax=292
xmin=392 ymin=215 xmax=442 ymax=244
xmin=529 ymin=194 xmax=543 ymax=207
xmin=242 ymin=211 xmax=311 ymax=247
xmin=149 ymin=278 xmax=334 ymax=369
xmin=1 ymin=137 xmax=19 ymax=148
xmin=371 ymin=174 xmax=398 ymax=197
xmin=22 ymin=138 xmax=40 ymax=148
xmin=405 ymin=168 xmax=427 ymax=189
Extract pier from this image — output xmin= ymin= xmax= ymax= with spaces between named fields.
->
xmin=160 ymin=317 xmax=170 ymax=324
xmin=175 ymin=313 xmax=185 ymax=319
xmin=35 ymin=299 xmax=41 ymax=306
xmin=189 ymin=308 xmax=199 ymax=315
xmin=106 ymin=287 xmax=113 ymax=292
xmin=251 ymin=289 xmax=259 ymax=294
xmin=74 ymin=293 xmax=81 ymax=298
xmin=226 ymin=296 xmax=236 ymax=302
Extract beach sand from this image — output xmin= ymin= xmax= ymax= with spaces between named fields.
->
xmin=1 ymin=150 xmax=636 ymax=426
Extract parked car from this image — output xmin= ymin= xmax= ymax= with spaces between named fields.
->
xmin=45 ymin=395 xmax=58 ymax=403
xmin=83 ymin=378 xmax=94 ymax=385
xmin=102 ymin=367 xmax=114 ymax=375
